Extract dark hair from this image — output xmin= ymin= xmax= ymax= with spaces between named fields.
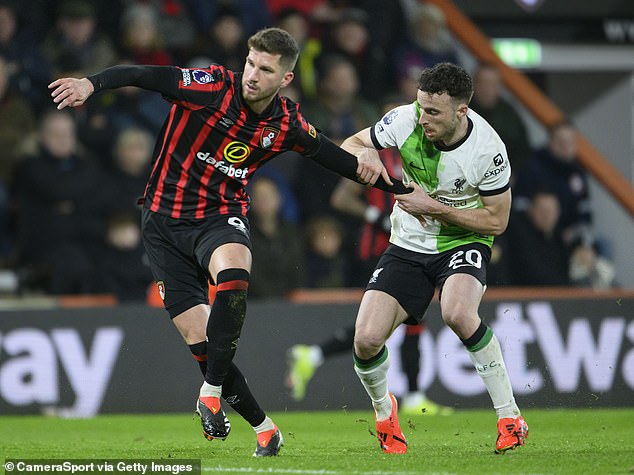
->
xmin=275 ymin=7 xmax=305 ymax=22
xmin=418 ymin=62 xmax=473 ymax=104
xmin=529 ymin=183 xmax=558 ymax=202
xmin=316 ymin=53 xmax=354 ymax=82
xmin=247 ymin=27 xmax=299 ymax=71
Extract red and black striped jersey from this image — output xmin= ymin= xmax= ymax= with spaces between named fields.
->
xmin=141 ymin=64 xmax=321 ymax=219
xmin=359 ymin=148 xmax=403 ymax=260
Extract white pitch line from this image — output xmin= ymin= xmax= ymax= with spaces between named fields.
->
xmin=203 ymin=467 xmax=457 ymax=475
xmin=203 ymin=469 xmax=551 ymax=475
xmin=204 ymin=469 xmax=336 ymax=474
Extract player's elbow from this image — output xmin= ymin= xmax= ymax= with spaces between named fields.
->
xmin=489 ymin=217 xmax=509 ymax=236
xmin=341 ymin=128 xmax=369 ymax=153
xmin=490 ymin=226 xmax=506 ymax=237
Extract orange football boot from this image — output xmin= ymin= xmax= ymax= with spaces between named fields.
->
xmin=375 ymin=393 xmax=408 ymax=454
xmin=495 ymin=415 xmax=528 ymax=454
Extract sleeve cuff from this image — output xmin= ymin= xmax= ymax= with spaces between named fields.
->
xmin=369 ymin=126 xmax=384 ymax=150
xmin=479 ymin=183 xmax=510 ymax=196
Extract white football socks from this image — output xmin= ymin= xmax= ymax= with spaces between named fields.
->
xmin=354 ymin=348 xmax=392 ymax=420
xmin=468 ymin=333 xmax=520 ymax=419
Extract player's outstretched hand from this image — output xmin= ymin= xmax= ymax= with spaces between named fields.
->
xmin=49 ymin=77 xmax=95 ymax=110
xmin=356 ymin=148 xmax=392 ymax=187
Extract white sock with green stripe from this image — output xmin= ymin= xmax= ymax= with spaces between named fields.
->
xmin=354 ymin=346 xmax=392 ymax=420
xmin=463 ymin=323 xmax=520 ymax=420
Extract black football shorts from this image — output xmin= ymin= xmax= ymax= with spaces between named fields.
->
xmin=141 ymin=208 xmax=252 ymax=318
xmin=365 ymin=242 xmax=491 ymax=325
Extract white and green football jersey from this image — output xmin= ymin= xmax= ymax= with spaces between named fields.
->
xmin=370 ymin=102 xmax=511 ymax=254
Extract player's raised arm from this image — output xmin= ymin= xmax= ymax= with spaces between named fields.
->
xmin=49 ymin=65 xmax=182 ymax=110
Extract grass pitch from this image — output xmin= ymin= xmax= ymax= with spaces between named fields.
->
xmin=2 ymin=409 xmax=633 ymax=474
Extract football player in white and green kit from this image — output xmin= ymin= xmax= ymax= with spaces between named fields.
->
xmin=342 ymin=63 xmax=528 ymax=455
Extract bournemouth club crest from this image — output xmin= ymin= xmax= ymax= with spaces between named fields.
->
xmin=260 ymin=127 xmax=280 ymax=148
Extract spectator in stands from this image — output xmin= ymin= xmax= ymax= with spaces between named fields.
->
xmin=506 ymin=188 xmax=571 ymax=286
xmin=69 ymin=93 xmax=117 ymax=163
xmin=393 ymin=2 xmax=458 ymax=90
xmin=248 ymin=176 xmax=303 ymax=298
xmin=303 ymin=215 xmax=347 ymax=289
xmin=294 ymin=54 xmax=378 ymax=279
xmin=92 ymin=211 xmax=152 ymax=301
xmin=91 ymin=127 xmax=154 ymax=301
xmin=514 ymin=120 xmax=593 ymax=249
xmin=358 ymin=0 xmax=408 ymax=67
xmin=319 ymin=8 xmax=386 ymax=102
xmin=470 ymin=63 xmax=531 ymax=174
xmin=119 ymin=3 xmax=173 ymax=66
xmin=68 ymin=83 xmax=165 ymax=164
xmin=295 ymin=53 xmax=377 ymax=220
xmin=12 ymin=109 xmax=106 ymax=294
xmin=187 ymin=5 xmax=247 ymax=72
xmin=26 ymin=0 xmax=125 ymax=44
xmin=0 ymin=55 xmax=35 ymax=184
xmin=395 ymin=60 xmax=425 ymax=105
xmin=266 ymin=0 xmax=338 ymax=27
xmin=184 ymin=0 xmax=270 ymax=39
xmin=302 ymin=54 xmax=378 ymax=144
xmin=514 ymin=120 xmax=617 ymax=289
xmin=125 ymin=86 xmax=172 ymax=135
xmin=0 ymin=1 xmax=52 ymax=109
xmin=99 ymin=81 xmax=172 ymax=137
xmin=257 ymin=164 xmax=302 ymax=223
xmin=274 ymin=8 xmax=321 ymax=100
xmin=101 ymin=127 xmax=153 ymax=215
xmin=70 ymin=79 xmax=166 ymax=163
xmin=40 ymin=0 xmax=118 ymax=78
xmin=133 ymin=0 xmax=196 ymax=58
xmin=569 ymin=244 xmax=616 ymax=290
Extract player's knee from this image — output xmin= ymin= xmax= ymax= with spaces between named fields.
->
xmin=441 ymin=309 xmax=459 ymax=329
xmin=354 ymin=328 xmax=386 ymax=358
xmin=441 ymin=303 xmax=477 ymax=335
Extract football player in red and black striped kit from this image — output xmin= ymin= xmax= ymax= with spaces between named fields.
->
xmin=49 ymin=27 xmax=408 ymax=456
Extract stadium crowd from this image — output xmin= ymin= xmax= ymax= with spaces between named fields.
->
xmin=0 ymin=0 xmax=615 ymax=301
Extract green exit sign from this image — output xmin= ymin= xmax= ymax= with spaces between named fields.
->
xmin=491 ymin=38 xmax=542 ymax=67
